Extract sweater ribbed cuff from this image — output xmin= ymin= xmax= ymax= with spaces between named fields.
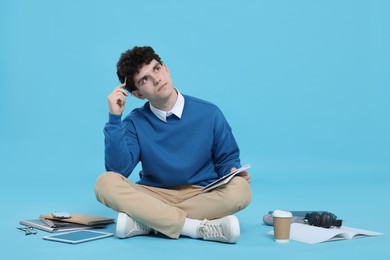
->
xmin=108 ymin=113 xmax=122 ymax=124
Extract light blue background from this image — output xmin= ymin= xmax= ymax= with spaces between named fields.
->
xmin=1 ymin=0 xmax=389 ymax=259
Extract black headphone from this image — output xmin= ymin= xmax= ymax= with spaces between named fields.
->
xmin=304 ymin=212 xmax=343 ymax=228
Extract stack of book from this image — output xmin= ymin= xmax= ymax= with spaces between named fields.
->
xmin=20 ymin=213 xmax=115 ymax=233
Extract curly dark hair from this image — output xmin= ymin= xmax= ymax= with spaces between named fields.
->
xmin=116 ymin=46 xmax=163 ymax=92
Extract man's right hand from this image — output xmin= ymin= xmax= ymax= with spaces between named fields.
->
xmin=107 ymin=83 xmax=129 ymax=115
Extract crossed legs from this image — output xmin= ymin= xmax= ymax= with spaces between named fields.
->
xmin=94 ymin=171 xmax=251 ymax=239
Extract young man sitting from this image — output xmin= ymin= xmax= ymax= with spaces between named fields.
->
xmin=95 ymin=46 xmax=251 ymax=243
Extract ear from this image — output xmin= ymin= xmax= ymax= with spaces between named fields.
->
xmin=131 ymin=90 xmax=145 ymax=100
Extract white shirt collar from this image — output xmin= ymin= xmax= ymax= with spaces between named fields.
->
xmin=149 ymin=89 xmax=185 ymax=122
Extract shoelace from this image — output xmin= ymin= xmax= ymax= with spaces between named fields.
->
xmin=198 ymin=220 xmax=225 ymax=239
xmin=134 ymin=220 xmax=151 ymax=233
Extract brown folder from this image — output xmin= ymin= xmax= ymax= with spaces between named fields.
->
xmin=40 ymin=213 xmax=115 ymax=226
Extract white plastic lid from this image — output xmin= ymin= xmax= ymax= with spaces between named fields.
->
xmin=272 ymin=210 xmax=293 ymax=218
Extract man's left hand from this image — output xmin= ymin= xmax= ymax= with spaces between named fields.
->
xmin=230 ymin=168 xmax=251 ymax=183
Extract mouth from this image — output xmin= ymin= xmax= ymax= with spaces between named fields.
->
xmin=158 ymin=83 xmax=167 ymax=92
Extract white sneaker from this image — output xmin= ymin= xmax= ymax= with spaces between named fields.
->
xmin=197 ymin=215 xmax=240 ymax=243
xmin=115 ymin=212 xmax=152 ymax=238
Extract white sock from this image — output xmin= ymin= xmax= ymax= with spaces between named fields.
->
xmin=181 ymin=218 xmax=202 ymax=238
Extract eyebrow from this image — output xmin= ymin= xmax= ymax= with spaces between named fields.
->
xmin=153 ymin=63 xmax=161 ymax=70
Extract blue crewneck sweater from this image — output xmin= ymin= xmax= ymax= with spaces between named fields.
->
xmin=104 ymin=95 xmax=241 ymax=188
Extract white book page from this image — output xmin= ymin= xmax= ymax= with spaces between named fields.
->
xmin=201 ymin=164 xmax=251 ymax=193
xmin=268 ymin=223 xmax=383 ymax=244
xmin=336 ymin=226 xmax=385 ymax=239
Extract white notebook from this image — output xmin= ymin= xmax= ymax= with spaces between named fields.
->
xmin=268 ymin=223 xmax=383 ymax=244
xmin=201 ymin=164 xmax=250 ymax=193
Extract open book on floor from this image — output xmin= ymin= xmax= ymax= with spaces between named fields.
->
xmin=201 ymin=164 xmax=251 ymax=193
xmin=268 ymin=223 xmax=384 ymax=244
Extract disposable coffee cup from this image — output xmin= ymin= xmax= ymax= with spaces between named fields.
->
xmin=272 ymin=210 xmax=293 ymax=243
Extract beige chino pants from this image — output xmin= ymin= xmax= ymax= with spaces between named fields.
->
xmin=94 ymin=171 xmax=252 ymax=239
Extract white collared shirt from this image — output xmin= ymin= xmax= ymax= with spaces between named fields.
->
xmin=149 ymin=89 xmax=185 ymax=122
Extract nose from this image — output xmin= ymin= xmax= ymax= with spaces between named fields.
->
xmin=153 ymin=76 xmax=161 ymax=86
